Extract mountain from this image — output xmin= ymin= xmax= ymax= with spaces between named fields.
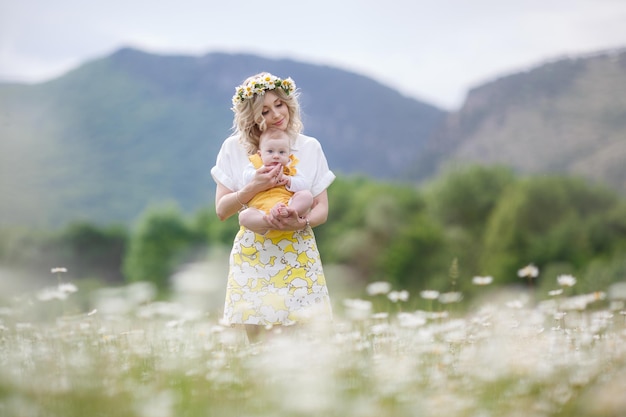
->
xmin=3 ymin=46 xmax=625 ymax=229
xmin=420 ymin=48 xmax=626 ymax=194
xmin=0 ymin=48 xmax=445 ymax=227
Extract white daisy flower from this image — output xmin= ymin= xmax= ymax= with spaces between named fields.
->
xmin=366 ymin=281 xmax=392 ymax=296
xmin=517 ymin=264 xmax=539 ymax=278
xmin=557 ymin=274 xmax=577 ymax=287
xmin=420 ymin=290 xmax=440 ymax=300
xmin=388 ymin=290 xmax=409 ymax=303
xmin=472 ymin=276 xmax=493 ymax=285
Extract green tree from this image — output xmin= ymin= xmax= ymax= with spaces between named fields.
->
xmin=381 ymin=212 xmax=448 ymax=291
xmin=0 ymin=223 xmax=127 ymax=283
xmin=322 ymin=176 xmax=427 ymax=285
xmin=481 ymin=175 xmax=619 ymax=285
xmin=192 ymin=207 xmax=239 ymax=247
xmin=317 ymin=175 xmax=372 ymax=254
xmin=424 ymin=165 xmax=517 ymax=283
xmin=57 ymin=222 xmax=128 ymax=283
xmin=426 ymin=165 xmax=515 ymax=234
xmin=0 ymin=227 xmax=58 ymax=275
xmin=123 ymin=204 xmax=200 ymax=291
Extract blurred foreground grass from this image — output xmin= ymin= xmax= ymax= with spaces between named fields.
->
xmin=1 ymin=275 xmax=626 ymax=417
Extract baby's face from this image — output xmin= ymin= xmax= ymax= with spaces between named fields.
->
xmin=258 ymin=136 xmax=291 ymax=167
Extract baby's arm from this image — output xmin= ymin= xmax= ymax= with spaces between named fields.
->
xmin=242 ymin=163 xmax=256 ymax=185
xmin=272 ymin=172 xmax=313 ymax=219
xmin=286 ymin=172 xmax=311 ymax=193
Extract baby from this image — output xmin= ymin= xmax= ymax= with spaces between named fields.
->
xmin=238 ymin=128 xmax=313 ymax=235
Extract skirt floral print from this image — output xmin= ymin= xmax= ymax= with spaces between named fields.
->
xmin=223 ymin=226 xmax=333 ymax=326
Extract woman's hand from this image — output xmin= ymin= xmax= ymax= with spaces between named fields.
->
xmin=215 ymin=163 xmax=287 ymax=222
xmin=254 ymin=163 xmax=285 ymax=191
xmin=264 ymin=190 xmax=328 ymax=231
xmin=264 ymin=205 xmax=305 ymax=231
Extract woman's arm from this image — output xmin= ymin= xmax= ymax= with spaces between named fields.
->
xmin=215 ymin=163 xmax=283 ymax=221
xmin=215 ymin=183 xmax=243 ymax=221
xmin=306 ymin=190 xmax=329 ymax=228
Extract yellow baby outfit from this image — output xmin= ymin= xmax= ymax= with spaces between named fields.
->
xmin=246 ymin=153 xmax=299 ymax=214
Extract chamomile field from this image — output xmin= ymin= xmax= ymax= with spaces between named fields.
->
xmin=1 ymin=268 xmax=625 ymax=417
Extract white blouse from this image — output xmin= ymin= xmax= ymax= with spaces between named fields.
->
xmin=211 ymin=133 xmax=335 ymax=197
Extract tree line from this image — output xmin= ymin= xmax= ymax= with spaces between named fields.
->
xmin=2 ymin=165 xmax=625 ymax=300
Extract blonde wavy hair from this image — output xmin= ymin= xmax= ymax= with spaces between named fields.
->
xmin=231 ymin=72 xmax=303 ymax=155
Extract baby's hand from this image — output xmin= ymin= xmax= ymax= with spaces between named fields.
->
xmin=273 ymin=172 xmax=288 ymax=187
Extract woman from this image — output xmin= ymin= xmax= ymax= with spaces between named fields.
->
xmin=211 ymin=72 xmax=335 ymax=342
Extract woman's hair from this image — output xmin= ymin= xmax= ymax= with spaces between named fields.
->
xmin=231 ymin=72 xmax=303 ymax=155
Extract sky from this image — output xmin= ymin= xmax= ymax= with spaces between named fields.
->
xmin=1 ymin=0 xmax=626 ymax=110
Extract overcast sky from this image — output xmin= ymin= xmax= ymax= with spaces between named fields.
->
xmin=2 ymin=0 xmax=626 ymax=109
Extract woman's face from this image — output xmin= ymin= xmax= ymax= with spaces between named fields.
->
xmin=261 ymin=91 xmax=289 ymax=131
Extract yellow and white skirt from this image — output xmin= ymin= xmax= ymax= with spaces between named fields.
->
xmin=223 ymin=226 xmax=332 ymax=326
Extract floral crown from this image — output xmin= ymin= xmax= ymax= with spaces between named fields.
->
xmin=232 ymin=73 xmax=296 ymax=106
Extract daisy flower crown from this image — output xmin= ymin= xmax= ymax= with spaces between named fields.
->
xmin=232 ymin=73 xmax=296 ymax=106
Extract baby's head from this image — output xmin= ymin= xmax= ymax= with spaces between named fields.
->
xmin=258 ymin=128 xmax=292 ymax=167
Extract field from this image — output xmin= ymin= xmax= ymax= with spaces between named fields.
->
xmin=1 ymin=270 xmax=625 ymax=417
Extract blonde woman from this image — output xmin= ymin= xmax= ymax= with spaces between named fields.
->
xmin=211 ymin=73 xmax=335 ymax=342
